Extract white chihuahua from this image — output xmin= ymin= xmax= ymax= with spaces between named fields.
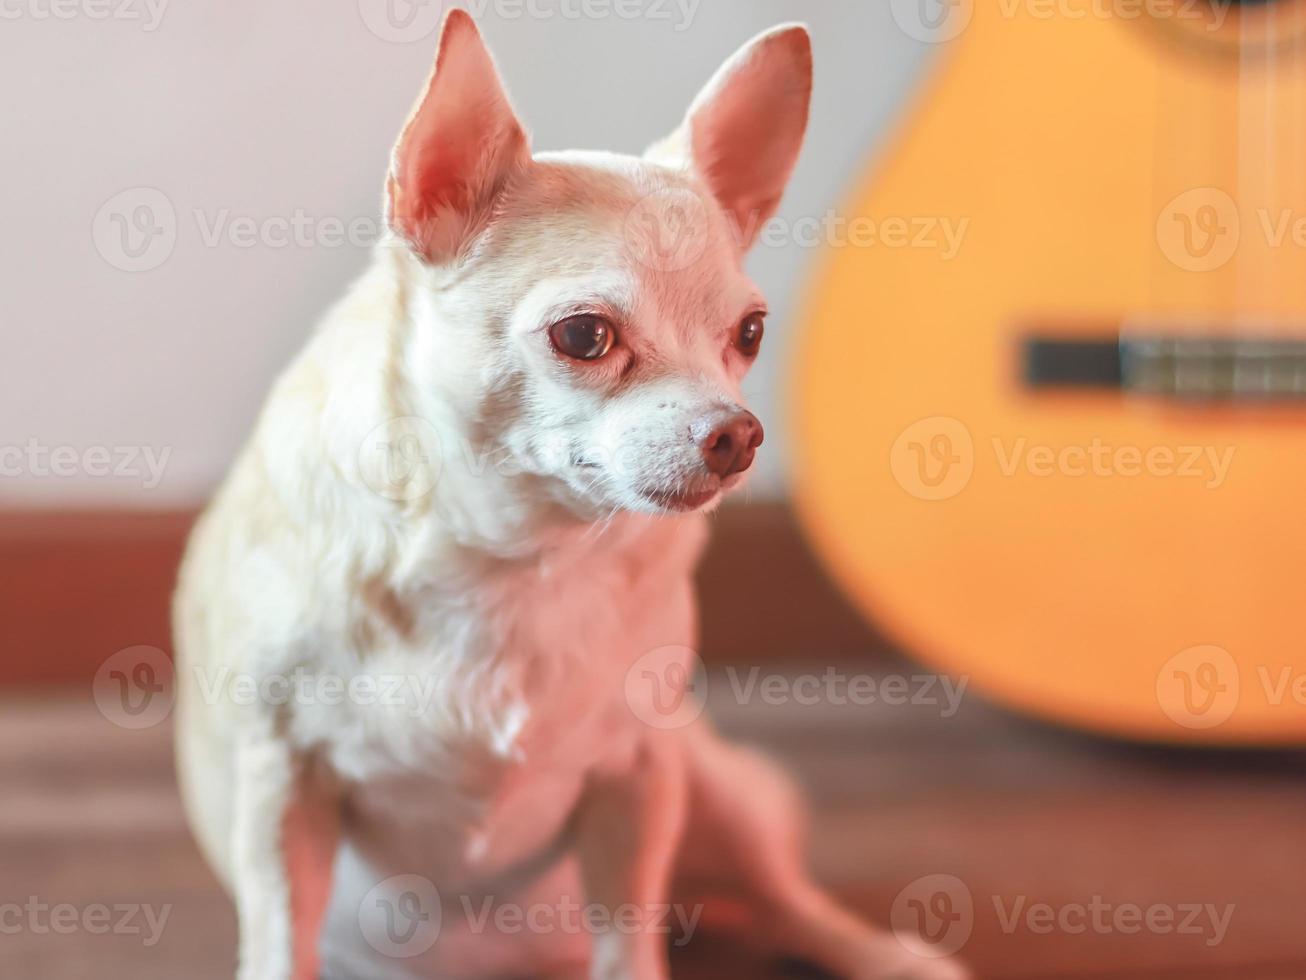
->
xmin=174 ymin=11 xmax=967 ymax=980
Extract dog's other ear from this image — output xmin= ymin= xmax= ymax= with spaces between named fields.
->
xmin=386 ymin=10 xmax=530 ymax=262
xmin=647 ymin=24 xmax=812 ymax=250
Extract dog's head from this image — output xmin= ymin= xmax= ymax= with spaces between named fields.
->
xmin=385 ymin=11 xmax=811 ymax=520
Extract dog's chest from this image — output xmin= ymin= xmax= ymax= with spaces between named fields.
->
xmin=303 ymin=520 xmax=701 ymax=875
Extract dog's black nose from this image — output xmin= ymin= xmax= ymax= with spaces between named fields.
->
xmin=700 ymin=411 xmax=764 ymax=478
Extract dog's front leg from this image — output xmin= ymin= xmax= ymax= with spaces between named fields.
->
xmin=231 ymin=723 xmax=298 ymax=980
xmin=574 ymin=738 xmax=687 ymax=980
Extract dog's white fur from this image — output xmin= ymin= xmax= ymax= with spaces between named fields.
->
xmin=173 ymin=13 xmax=968 ymax=980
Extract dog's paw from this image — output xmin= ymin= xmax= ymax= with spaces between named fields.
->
xmin=857 ymin=965 xmax=970 ymax=980
xmin=854 ymin=947 xmax=972 ymax=980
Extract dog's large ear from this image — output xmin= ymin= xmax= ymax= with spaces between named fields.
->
xmin=386 ymin=10 xmax=530 ymax=262
xmin=647 ymin=24 xmax=812 ymax=250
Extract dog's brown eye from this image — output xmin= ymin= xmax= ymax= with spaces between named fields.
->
xmin=735 ymin=313 xmax=765 ymax=356
xmin=550 ymin=315 xmax=616 ymax=361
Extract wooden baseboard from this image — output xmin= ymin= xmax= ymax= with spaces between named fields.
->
xmin=0 ymin=511 xmax=194 ymax=686
xmin=0 ymin=503 xmax=887 ymax=686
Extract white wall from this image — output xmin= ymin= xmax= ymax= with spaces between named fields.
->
xmin=0 ymin=0 xmax=929 ymax=507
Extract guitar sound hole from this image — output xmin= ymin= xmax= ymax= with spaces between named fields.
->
xmin=1145 ymin=0 xmax=1306 ymax=56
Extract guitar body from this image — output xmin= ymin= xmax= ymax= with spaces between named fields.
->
xmin=793 ymin=0 xmax=1306 ymax=743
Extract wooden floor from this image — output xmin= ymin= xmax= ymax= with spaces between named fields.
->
xmin=3 ymin=663 xmax=1305 ymax=979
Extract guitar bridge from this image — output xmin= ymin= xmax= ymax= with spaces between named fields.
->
xmin=1022 ymin=331 xmax=1306 ymax=400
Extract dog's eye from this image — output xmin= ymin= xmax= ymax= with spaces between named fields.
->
xmin=550 ymin=315 xmax=616 ymax=361
xmin=734 ymin=313 xmax=765 ymax=357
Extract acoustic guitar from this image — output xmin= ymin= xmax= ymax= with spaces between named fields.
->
xmin=793 ymin=0 xmax=1306 ymax=743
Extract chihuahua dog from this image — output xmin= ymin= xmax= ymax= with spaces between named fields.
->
xmin=174 ymin=11 xmax=967 ymax=980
